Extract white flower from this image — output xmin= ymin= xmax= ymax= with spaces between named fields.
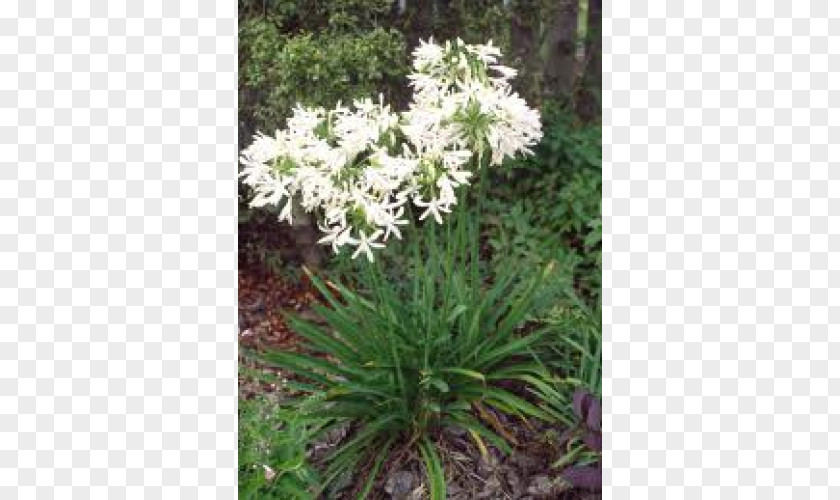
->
xmin=441 ymin=149 xmax=472 ymax=170
xmin=278 ymin=198 xmax=295 ymax=224
xmin=464 ymin=39 xmax=501 ymax=63
xmin=491 ymin=64 xmax=517 ymax=80
xmin=318 ymin=225 xmax=356 ymax=253
xmin=286 ymin=105 xmax=325 ymax=136
xmin=412 ymin=38 xmax=445 ymax=72
xmin=249 ymin=182 xmax=287 ymax=209
xmin=414 ymin=197 xmax=449 ymax=224
xmin=332 ymin=96 xmax=398 ymax=158
xmin=379 ymin=205 xmax=409 ymax=241
xmin=405 ymin=39 xmax=542 ymax=167
xmin=352 ymin=229 xmax=385 ymax=262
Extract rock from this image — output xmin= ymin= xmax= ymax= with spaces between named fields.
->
xmin=243 ymin=296 xmax=265 ymax=312
xmin=448 ymin=451 xmax=472 ymax=464
xmin=476 ymin=475 xmax=502 ymax=498
xmin=443 ymin=425 xmax=468 ymax=438
xmin=307 ymin=423 xmax=349 ymax=463
xmin=328 ymin=469 xmax=354 ymax=497
xmin=506 ymin=468 xmax=523 ymax=496
xmin=297 ymin=308 xmax=327 ymax=325
xmin=526 ymin=475 xmax=567 ymax=498
xmin=511 ymin=452 xmax=542 ymax=473
xmin=477 ymin=454 xmax=500 ymax=475
xmin=385 ymin=470 xmax=418 ymax=499
xmin=447 ymin=484 xmax=466 ymax=500
xmin=406 ymin=486 xmax=425 ymax=500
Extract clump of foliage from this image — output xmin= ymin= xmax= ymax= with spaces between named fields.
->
xmin=523 ymin=297 xmax=601 ymax=424
xmin=265 ymin=251 xmax=558 ymax=499
xmin=526 ymin=299 xmax=602 ymax=490
xmin=238 ymin=395 xmax=322 ymax=499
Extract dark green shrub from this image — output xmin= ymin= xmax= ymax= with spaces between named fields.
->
xmin=239 ymin=20 xmax=408 ymax=136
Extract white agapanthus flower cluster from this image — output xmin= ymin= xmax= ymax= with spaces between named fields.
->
xmin=240 ymin=39 xmax=542 ymax=262
xmin=406 ymin=38 xmax=543 ymax=166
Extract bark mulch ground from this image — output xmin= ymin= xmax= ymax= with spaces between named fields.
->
xmin=238 ymin=260 xmax=318 ymax=399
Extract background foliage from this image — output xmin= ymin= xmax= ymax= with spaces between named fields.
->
xmin=486 ymin=103 xmax=602 ymax=304
xmin=239 ymin=395 xmax=322 ymax=499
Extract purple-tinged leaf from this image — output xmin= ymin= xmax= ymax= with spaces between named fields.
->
xmin=572 ymin=388 xmax=594 ymax=420
xmin=583 ymin=431 xmax=602 ymax=452
xmin=557 ymin=427 xmax=575 ymax=446
xmin=585 ymin=397 xmax=601 ymax=431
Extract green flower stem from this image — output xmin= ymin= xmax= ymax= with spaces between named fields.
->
xmin=470 ymin=147 xmax=489 ymax=288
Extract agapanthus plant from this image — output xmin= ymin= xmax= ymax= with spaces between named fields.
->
xmin=243 ymin=40 xmax=556 ymax=500
xmin=239 ymin=38 xmax=542 ymax=261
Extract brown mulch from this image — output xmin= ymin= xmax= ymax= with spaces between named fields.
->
xmin=238 ymin=264 xmax=315 ymax=350
xmin=237 ymin=259 xmax=318 ymax=399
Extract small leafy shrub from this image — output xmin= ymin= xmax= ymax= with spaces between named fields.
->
xmin=525 ymin=300 xmax=601 ymax=491
xmin=238 ymin=396 xmax=322 ymax=499
xmin=534 ymin=299 xmax=602 ymax=417
xmin=239 ymin=0 xmax=394 ymax=29
xmin=526 ymin=105 xmax=601 ymax=174
xmin=552 ymin=169 xmax=601 ymax=298
xmin=484 ymin=199 xmax=581 ymax=287
xmin=549 ymin=169 xmax=601 ymax=236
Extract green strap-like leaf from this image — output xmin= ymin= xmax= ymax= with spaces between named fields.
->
xmin=418 ymin=438 xmax=446 ymax=500
xmin=357 ymin=436 xmax=396 ymax=499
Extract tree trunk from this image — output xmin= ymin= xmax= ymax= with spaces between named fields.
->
xmin=584 ymin=0 xmax=601 ymax=88
xmin=543 ymin=0 xmax=579 ymax=100
xmin=576 ymin=0 xmax=601 ymax=121
xmin=509 ymin=1 xmax=541 ymax=103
